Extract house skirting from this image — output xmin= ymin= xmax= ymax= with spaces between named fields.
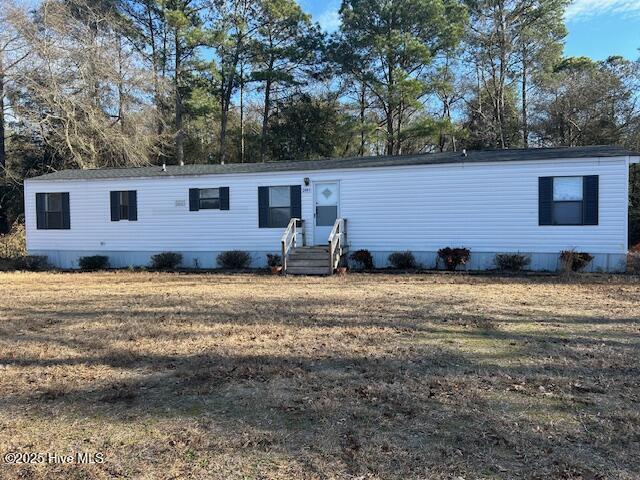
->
xmin=368 ymin=251 xmax=627 ymax=273
xmin=28 ymin=249 xmax=628 ymax=273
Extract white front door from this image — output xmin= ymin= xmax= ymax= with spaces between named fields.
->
xmin=313 ymin=182 xmax=339 ymax=245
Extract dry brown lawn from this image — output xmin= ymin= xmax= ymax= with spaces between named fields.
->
xmin=0 ymin=272 xmax=639 ymax=480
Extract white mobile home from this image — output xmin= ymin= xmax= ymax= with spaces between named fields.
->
xmin=24 ymin=146 xmax=640 ymax=273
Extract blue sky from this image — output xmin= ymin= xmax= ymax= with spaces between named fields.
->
xmin=299 ymin=0 xmax=640 ymax=61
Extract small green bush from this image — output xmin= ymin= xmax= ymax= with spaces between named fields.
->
xmin=13 ymin=255 xmax=49 ymax=271
xmin=388 ymin=251 xmax=417 ymax=270
xmin=266 ymin=253 xmax=282 ymax=267
xmin=150 ymin=252 xmax=183 ymax=270
xmin=350 ymin=249 xmax=374 ymax=270
xmin=79 ymin=255 xmax=110 ymax=271
xmin=437 ymin=247 xmax=471 ymax=271
xmin=495 ymin=253 xmax=530 ymax=272
xmin=217 ymin=250 xmax=251 ymax=269
xmin=559 ymin=250 xmax=594 ymax=272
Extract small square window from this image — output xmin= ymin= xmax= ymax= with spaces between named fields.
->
xmin=553 ymin=202 xmax=582 ymax=225
xmin=269 ymin=186 xmax=290 ymax=208
xmin=553 ymin=177 xmax=583 ymax=201
xmin=316 ymin=206 xmax=337 ymax=226
xmin=269 ymin=207 xmax=291 ymax=227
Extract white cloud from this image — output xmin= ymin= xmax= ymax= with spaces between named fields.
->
xmin=566 ymin=0 xmax=640 ymax=20
xmin=316 ymin=8 xmax=341 ymax=32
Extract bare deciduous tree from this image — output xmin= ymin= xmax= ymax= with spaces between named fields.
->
xmin=0 ymin=0 xmax=30 ymax=175
xmin=10 ymin=0 xmax=168 ymax=170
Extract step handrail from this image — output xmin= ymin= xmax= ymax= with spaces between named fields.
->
xmin=281 ymin=218 xmax=304 ymax=271
xmin=328 ymin=218 xmax=347 ymax=273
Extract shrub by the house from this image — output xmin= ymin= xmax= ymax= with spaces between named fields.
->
xmin=150 ymin=252 xmax=183 ymax=270
xmin=79 ymin=255 xmax=110 ymax=271
xmin=628 ymin=253 xmax=640 ymax=274
xmin=437 ymin=247 xmax=471 ymax=271
xmin=559 ymin=250 xmax=594 ymax=272
xmin=266 ymin=253 xmax=282 ymax=267
xmin=217 ymin=250 xmax=251 ymax=269
xmin=13 ymin=255 xmax=49 ymax=271
xmin=350 ymin=249 xmax=374 ymax=270
xmin=495 ymin=253 xmax=530 ymax=272
xmin=0 ymin=258 xmax=14 ymax=271
xmin=388 ymin=251 xmax=417 ymax=270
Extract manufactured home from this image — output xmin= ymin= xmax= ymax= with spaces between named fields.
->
xmin=23 ymin=146 xmax=640 ymax=273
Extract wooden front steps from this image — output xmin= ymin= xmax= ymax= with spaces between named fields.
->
xmin=285 ymin=246 xmax=331 ymax=275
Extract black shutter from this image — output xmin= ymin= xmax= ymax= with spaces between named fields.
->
xmin=61 ymin=192 xmax=70 ymax=229
xmin=110 ymin=191 xmax=120 ymax=221
xmin=189 ymin=188 xmax=200 ymax=211
xmin=128 ymin=190 xmax=137 ymax=221
xmin=219 ymin=187 xmax=229 ymax=210
xmin=290 ymin=185 xmax=301 ymax=219
xmin=583 ymin=175 xmax=598 ymax=225
xmin=258 ymin=186 xmax=269 ymax=228
xmin=36 ymin=193 xmax=46 ymax=229
xmin=538 ymin=177 xmax=553 ymax=225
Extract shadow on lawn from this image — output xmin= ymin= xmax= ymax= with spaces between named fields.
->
xmin=2 ymin=344 xmax=639 ymax=478
xmin=1 ymin=275 xmax=639 ymax=478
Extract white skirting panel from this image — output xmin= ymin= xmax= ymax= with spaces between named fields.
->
xmin=29 ymin=249 xmax=627 ymax=272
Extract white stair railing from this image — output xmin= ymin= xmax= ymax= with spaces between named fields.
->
xmin=328 ymin=218 xmax=347 ymax=273
xmin=281 ymin=218 xmax=304 ymax=272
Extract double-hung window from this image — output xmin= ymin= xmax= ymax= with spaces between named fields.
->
xmin=110 ymin=191 xmax=138 ymax=221
xmin=36 ymin=192 xmax=70 ymax=229
xmin=268 ymin=186 xmax=292 ymax=228
xmin=552 ymin=177 xmax=584 ymax=225
xmin=539 ymin=176 xmax=598 ymax=226
xmin=258 ymin=185 xmax=301 ymax=228
xmin=199 ymin=188 xmax=220 ymax=210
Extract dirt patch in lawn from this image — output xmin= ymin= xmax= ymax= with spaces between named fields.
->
xmin=0 ymin=272 xmax=639 ymax=479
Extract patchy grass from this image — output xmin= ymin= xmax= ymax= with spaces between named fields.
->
xmin=0 ymin=272 xmax=639 ymax=479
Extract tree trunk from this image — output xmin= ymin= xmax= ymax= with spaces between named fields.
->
xmin=239 ymin=61 xmax=245 ymax=163
xmin=219 ymin=109 xmax=229 ymax=164
xmin=220 ymin=49 xmax=241 ymax=164
xmin=174 ymin=29 xmax=184 ymax=165
xmin=219 ymin=62 xmax=229 ymax=164
xmin=260 ymin=68 xmax=273 ymax=162
xmin=90 ymin=19 xmax=100 ymax=107
xmin=117 ymin=37 xmax=125 ymax=131
xmin=385 ymin=108 xmax=394 ymax=156
xmin=497 ymin=2 xmax=507 ymax=148
xmin=385 ymin=61 xmax=395 ymax=155
xmin=220 ymin=43 xmax=243 ymax=163
xmin=521 ymin=44 xmax=528 ymax=148
xmin=146 ymin=4 xmax=163 ymax=137
xmin=359 ymin=83 xmax=366 ymax=156
xmin=0 ymin=55 xmax=5 ymax=174
xmin=395 ymin=100 xmax=403 ymax=155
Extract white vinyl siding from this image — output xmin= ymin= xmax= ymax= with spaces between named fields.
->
xmin=24 ymin=156 xmax=630 ymax=255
